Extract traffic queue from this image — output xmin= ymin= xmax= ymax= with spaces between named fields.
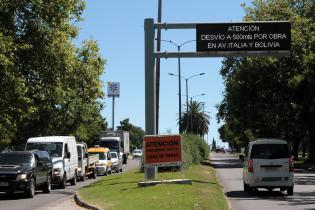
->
xmin=0 ymin=136 xmax=121 ymax=198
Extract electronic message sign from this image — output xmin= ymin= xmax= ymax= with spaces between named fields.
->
xmin=196 ymin=22 xmax=291 ymax=52
xmin=144 ymin=135 xmax=182 ymax=167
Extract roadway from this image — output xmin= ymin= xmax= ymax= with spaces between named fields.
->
xmin=0 ymin=158 xmax=140 ymax=210
xmin=211 ymin=153 xmax=315 ymax=210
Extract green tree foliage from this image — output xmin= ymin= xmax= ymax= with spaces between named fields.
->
xmin=116 ymin=118 xmax=145 ymax=150
xmin=217 ymin=0 xmax=315 ymax=161
xmin=0 ymin=0 xmax=107 ymax=146
xmin=180 ymin=100 xmax=210 ymax=136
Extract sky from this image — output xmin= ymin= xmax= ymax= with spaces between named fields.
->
xmin=74 ymin=0 xmax=252 ymax=147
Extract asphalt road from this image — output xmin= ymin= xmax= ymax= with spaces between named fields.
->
xmin=0 ymin=158 xmax=140 ymax=210
xmin=211 ymin=153 xmax=315 ymax=210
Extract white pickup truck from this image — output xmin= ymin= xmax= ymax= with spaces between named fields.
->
xmin=76 ymin=143 xmax=99 ymax=181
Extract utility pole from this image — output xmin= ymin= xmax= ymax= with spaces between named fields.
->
xmin=112 ymin=96 xmax=115 ymax=130
xmin=155 ymin=0 xmax=162 ymax=134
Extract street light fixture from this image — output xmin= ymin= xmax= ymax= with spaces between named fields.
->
xmin=161 ymin=39 xmax=195 ymax=134
xmin=168 ymin=73 xmax=205 ymax=132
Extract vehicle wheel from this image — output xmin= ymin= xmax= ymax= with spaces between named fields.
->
xmin=26 ymin=178 xmax=36 ymax=198
xmin=248 ymin=186 xmax=254 ymax=194
xmin=243 ymin=182 xmax=248 ymax=192
xmin=70 ymin=172 xmax=77 ymax=186
xmin=92 ymin=169 xmax=97 ymax=179
xmin=287 ymin=186 xmax=294 ymax=195
xmin=6 ymin=192 xmax=14 ymax=197
xmin=43 ymin=175 xmax=51 ymax=193
xmin=60 ymin=174 xmax=67 ymax=189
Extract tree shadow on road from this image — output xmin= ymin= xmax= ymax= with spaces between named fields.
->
xmin=0 ymin=192 xmax=30 ymax=200
xmin=209 ymin=158 xmax=243 ymax=169
xmin=294 ymin=174 xmax=315 ymax=185
xmin=226 ymin=189 xmax=315 ymax=207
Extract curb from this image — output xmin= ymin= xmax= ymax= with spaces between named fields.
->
xmin=74 ymin=192 xmax=100 ymax=210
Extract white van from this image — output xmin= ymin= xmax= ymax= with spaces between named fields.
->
xmin=26 ymin=136 xmax=78 ymax=188
xmin=240 ymin=139 xmax=294 ymax=195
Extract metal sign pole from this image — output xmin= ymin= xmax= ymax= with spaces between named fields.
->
xmin=112 ymin=96 xmax=115 ymax=130
xmin=144 ymin=18 xmax=157 ymax=180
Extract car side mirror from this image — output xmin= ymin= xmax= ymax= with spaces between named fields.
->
xmin=85 ymin=153 xmax=88 ymax=158
xmin=66 ymin=152 xmax=71 ymax=159
xmin=239 ymin=154 xmax=245 ymax=161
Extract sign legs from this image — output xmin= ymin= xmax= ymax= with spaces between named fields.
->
xmin=145 ymin=18 xmax=157 ymax=180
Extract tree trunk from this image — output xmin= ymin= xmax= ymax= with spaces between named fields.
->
xmin=302 ymin=140 xmax=306 ymax=158
xmin=292 ymin=138 xmax=300 ymax=161
xmin=307 ymin=127 xmax=315 ymax=163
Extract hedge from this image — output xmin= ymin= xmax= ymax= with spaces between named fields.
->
xmin=182 ymin=134 xmax=209 ymax=168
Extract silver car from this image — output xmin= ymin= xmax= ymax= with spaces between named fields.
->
xmin=240 ymin=139 xmax=294 ymax=195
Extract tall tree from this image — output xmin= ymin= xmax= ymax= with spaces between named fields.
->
xmin=0 ymin=0 xmax=107 ymax=146
xmin=217 ymin=0 xmax=315 ymax=161
xmin=180 ymin=100 xmax=210 ymax=136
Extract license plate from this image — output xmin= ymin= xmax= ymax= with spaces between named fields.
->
xmin=265 ymin=167 xmax=278 ymax=172
xmin=0 ymin=182 xmax=8 ymax=186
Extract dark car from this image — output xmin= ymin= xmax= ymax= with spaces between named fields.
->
xmin=0 ymin=150 xmax=53 ymax=198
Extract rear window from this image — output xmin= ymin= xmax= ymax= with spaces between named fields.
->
xmin=250 ymin=144 xmax=290 ymax=159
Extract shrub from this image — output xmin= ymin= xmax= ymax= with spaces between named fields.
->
xmin=182 ymin=134 xmax=209 ymax=168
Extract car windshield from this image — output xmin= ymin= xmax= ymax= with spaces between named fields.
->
xmin=250 ymin=144 xmax=290 ymax=159
xmin=110 ymin=152 xmax=117 ymax=158
xmin=89 ymin=152 xmax=106 ymax=160
xmin=0 ymin=153 xmax=33 ymax=166
xmin=99 ymin=140 xmax=119 ymax=150
xmin=26 ymin=142 xmax=63 ymax=158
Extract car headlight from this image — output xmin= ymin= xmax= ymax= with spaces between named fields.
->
xmin=53 ymin=168 xmax=62 ymax=175
xmin=16 ymin=173 xmax=27 ymax=181
xmin=112 ymin=162 xmax=118 ymax=165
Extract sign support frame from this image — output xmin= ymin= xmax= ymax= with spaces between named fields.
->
xmin=144 ymin=18 xmax=290 ymax=180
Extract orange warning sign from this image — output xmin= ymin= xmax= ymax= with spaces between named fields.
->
xmin=144 ymin=135 xmax=182 ymax=166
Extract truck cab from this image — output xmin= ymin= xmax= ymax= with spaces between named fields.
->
xmin=99 ymin=131 xmax=130 ymax=165
xmin=87 ymin=147 xmax=112 ymax=176
xmin=77 ymin=143 xmax=88 ymax=181
xmin=76 ymin=143 xmax=98 ymax=180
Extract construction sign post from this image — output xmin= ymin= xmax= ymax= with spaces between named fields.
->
xmin=144 ymin=18 xmax=291 ymax=180
xmin=144 ymin=135 xmax=182 ymax=167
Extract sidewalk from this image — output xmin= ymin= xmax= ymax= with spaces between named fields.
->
xmin=36 ymin=195 xmax=85 ymax=210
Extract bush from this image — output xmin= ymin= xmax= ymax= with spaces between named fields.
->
xmin=182 ymin=134 xmax=209 ymax=168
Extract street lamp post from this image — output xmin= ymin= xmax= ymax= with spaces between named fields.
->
xmin=169 ymin=73 xmax=205 ymax=133
xmin=161 ymin=39 xmax=195 ymax=133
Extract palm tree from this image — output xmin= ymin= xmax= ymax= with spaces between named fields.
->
xmin=179 ymin=100 xmax=210 ymax=136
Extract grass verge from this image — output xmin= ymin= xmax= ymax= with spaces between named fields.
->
xmin=78 ymin=165 xmax=229 ymax=210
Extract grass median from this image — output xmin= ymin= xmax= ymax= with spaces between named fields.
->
xmin=78 ymin=165 xmax=229 ymax=210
